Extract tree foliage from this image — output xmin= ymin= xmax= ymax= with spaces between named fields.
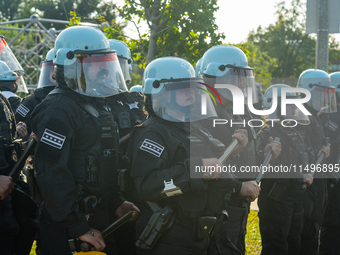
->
xmin=120 ymin=0 xmax=225 ymax=68
xmin=247 ymin=0 xmax=316 ymax=80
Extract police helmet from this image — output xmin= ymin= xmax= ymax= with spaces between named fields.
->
xmin=53 ymin=26 xmax=126 ymax=97
xmin=297 ymin=69 xmax=336 ymax=113
xmin=0 ymin=60 xmax=19 ymax=93
xmin=200 ymin=45 xmax=258 ymax=103
xmin=142 ymin=56 xmax=217 ymax=122
xmin=37 ymin=48 xmax=57 ymax=88
xmin=329 ymin=71 xmax=340 ymax=102
xmin=108 ymin=39 xmax=132 ymax=87
xmin=130 ymin=85 xmax=142 ymax=93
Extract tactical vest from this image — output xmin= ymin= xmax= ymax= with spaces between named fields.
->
xmin=50 ymin=88 xmax=119 ymax=198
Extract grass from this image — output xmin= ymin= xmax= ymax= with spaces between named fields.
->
xmin=246 ymin=210 xmax=262 ymax=255
xmin=30 ymin=210 xmax=262 ymax=255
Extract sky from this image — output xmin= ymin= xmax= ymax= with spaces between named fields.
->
xmin=121 ymin=0 xmax=340 ymax=45
xmin=215 ymin=0 xmax=284 ymax=43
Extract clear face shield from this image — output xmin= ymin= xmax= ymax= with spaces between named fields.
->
xmin=37 ymin=61 xmax=57 ymax=88
xmin=16 ymin=76 xmax=28 ymax=93
xmin=64 ymin=53 xmax=126 ymax=97
xmin=118 ymin=56 xmax=132 ymax=86
xmin=310 ymin=84 xmax=337 ymax=113
xmin=151 ymin=78 xmax=217 ymax=122
xmin=204 ymin=65 xmax=258 ymax=104
xmin=0 ymin=37 xmax=24 ymax=76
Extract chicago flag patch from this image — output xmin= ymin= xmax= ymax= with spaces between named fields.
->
xmin=41 ymin=128 xmax=66 ymax=149
xmin=16 ymin=104 xmax=30 ymax=117
xmin=140 ymin=138 xmax=164 ymax=157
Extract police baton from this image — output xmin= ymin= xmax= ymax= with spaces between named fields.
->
xmin=301 ymin=137 xmax=330 ymax=190
xmin=119 ymin=133 xmax=130 ymax=145
xmin=70 ymin=210 xmax=134 ymax=252
xmin=245 ymin=137 xmax=280 ymax=203
xmin=9 ymin=139 xmax=36 ymax=177
xmin=218 ymin=139 xmax=239 ymax=164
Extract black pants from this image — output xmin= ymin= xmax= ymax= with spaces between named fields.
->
xmin=208 ymin=203 xmax=249 ymax=255
xmin=137 ymin=221 xmax=209 ymax=255
xmin=319 ymin=182 xmax=340 ymax=255
xmin=0 ymin=197 xmax=20 ymax=255
xmin=258 ymin=187 xmax=304 ymax=255
xmin=300 ymin=179 xmax=328 ymax=255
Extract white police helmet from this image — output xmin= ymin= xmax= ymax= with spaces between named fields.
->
xmin=200 ymin=45 xmax=257 ymax=104
xmin=142 ymin=56 xmax=217 ymax=122
xmin=108 ymin=39 xmax=132 ymax=87
xmin=297 ymin=69 xmax=336 ymax=113
xmin=54 ymin=26 xmax=126 ymax=97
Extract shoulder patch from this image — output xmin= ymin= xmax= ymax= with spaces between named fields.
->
xmin=140 ymin=138 xmax=164 ymax=157
xmin=16 ymin=104 xmax=30 ymax=117
xmin=41 ymin=128 xmax=66 ymax=149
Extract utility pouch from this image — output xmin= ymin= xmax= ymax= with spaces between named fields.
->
xmin=136 ymin=205 xmax=175 ymax=250
xmin=196 ymin=216 xmax=217 ymax=240
xmin=118 ymin=111 xmax=131 ymax=129
xmin=267 ymin=182 xmax=287 ymax=201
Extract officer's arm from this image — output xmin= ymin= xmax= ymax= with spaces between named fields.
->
xmin=130 ymin=131 xmax=205 ymax=202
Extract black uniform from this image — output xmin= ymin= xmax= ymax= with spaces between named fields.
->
xmin=15 ymin=86 xmax=55 ymax=135
xmin=296 ymin=108 xmax=328 ymax=255
xmin=129 ymin=116 xmax=227 ymax=255
xmin=319 ymin=105 xmax=340 ymax=255
xmin=257 ymin=124 xmax=309 ymax=255
xmin=0 ymin=93 xmax=20 ymax=255
xmin=207 ymin=104 xmax=257 ymax=255
xmin=30 ymin=87 xmax=123 ymax=255
xmin=106 ymin=91 xmax=147 ymax=255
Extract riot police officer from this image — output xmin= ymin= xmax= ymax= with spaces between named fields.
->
xmin=319 ymin=71 xmax=340 ymax=254
xmin=257 ymin=84 xmax=313 ymax=255
xmin=106 ymin=39 xmax=145 ymax=255
xmin=129 ymin=56 xmax=243 ymax=254
xmin=15 ymin=48 xmax=57 ymax=135
xmin=198 ymin=45 xmax=267 ymax=255
xmin=296 ymin=69 xmax=334 ymax=255
xmin=30 ymin=26 xmax=139 ymax=255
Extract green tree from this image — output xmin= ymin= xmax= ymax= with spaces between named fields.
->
xmin=247 ymin=0 xmax=316 ymax=80
xmin=0 ymin=0 xmax=23 ymax=20
xmin=120 ymin=0 xmax=225 ymax=68
xmin=235 ymin=43 xmax=277 ymax=88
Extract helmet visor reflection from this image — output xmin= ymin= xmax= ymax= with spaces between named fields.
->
xmin=205 ymin=67 xmax=258 ymax=104
xmin=64 ymin=53 xmax=126 ymax=97
xmin=0 ymin=38 xmax=24 ymax=76
xmin=311 ymin=85 xmax=337 ymax=113
xmin=151 ymin=78 xmax=217 ymax=122
xmin=37 ymin=61 xmax=57 ymax=88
